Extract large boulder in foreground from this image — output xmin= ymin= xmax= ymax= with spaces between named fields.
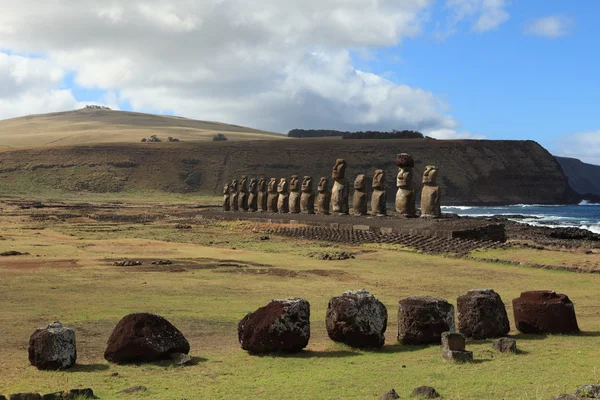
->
xmin=104 ymin=313 xmax=190 ymax=363
xmin=28 ymin=322 xmax=77 ymax=370
xmin=551 ymin=384 xmax=600 ymax=399
xmin=238 ymin=298 xmax=310 ymax=354
xmin=326 ymin=289 xmax=388 ymax=348
xmin=398 ymin=296 xmax=455 ymax=345
xmin=457 ymin=289 xmax=510 ymax=339
xmin=512 ymin=291 xmax=579 ymax=334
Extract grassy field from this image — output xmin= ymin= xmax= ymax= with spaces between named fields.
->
xmin=0 ymin=201 xmax=599 ymax=399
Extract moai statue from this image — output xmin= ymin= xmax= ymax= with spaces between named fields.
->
xmin=395 ymin=153 xmax=416 ymax=217
xmin=248 ymin=178 xmax=258 ymax=212
xmin=222 ymin=183 xmax=231 ymax=211
xmin=352 ymin=174 xmax=368 ymax=216
xmin=300 ymin=176 xmax=315 ymax=214
xmin=238 ymin=175 xmax=249 ymax=212
xmin=277 ymin=178 xmax=289 ymax=213
xmin=288 ymin=175 xmax=301 ymax=214
xmin=317 ymin=177 xmax=331 ymax=215
xmin=371 ymin=169 xmax=386 ymax=216
xmin=331 ymin=159 xmax=349 ymax=215
xmin=267 ymin=178 xmax=279 ymax=213
xmin=257 ymin=178 xmax=268 ymax=212
xmin=421 ymin=165 xmax=441 ymax=218
xmin=230 ymin=179 xmax=239 ymax=211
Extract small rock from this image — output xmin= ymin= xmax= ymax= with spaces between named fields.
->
xmin=441 ymin=332 xmax=473 ymax=363
xmin=380 ymin=389 xmax=400 ymax=400
xmin=113 ymin=260 xmax=142 ymax=267
xmin=151 ymin=260 xmax=172 ymax=265
xmin=41 ymin=389 xmax=95 ymax=399
xmin=110 ymin=372 xmax=119 ymax=377
xmin=575 ymin=385 xmax=600 ymax=398
xmin=1 ymin=251 xmax=28 ymax=257
xmin=28 ymin=322 xmax=77 ymax=370
xmin=175 ymin=224 xmax=192 ymax=229
xmin=118 ymin=386 xmax=147 ymax=394
xmin=412 ymin=386 xmax=440 ymax=398
xmin=9 ymin=395 xmax=42 ymax=400
xmin=492 ymin=337 xmax=517 ymax=354
xmin=170 ymin=352 xmax=193 ymax=365
xmin=259 ymin=236 xmax=270 ymax=241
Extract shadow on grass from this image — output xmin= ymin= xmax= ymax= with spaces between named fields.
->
xmin=372 ymin=344 xmax=431 ymax=354
xmin=577 ymin=331 xmax=600 ymax=337
xmin=511 ymin=333 xmax=547 ymax=341
xmin=65 ymin=363 xmax=110 ymax=373
xmin=262 ymin=350 xmax=361 ymax=358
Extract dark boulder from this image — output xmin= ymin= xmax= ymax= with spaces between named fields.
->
xmin=326 ymin=290 xmax=387 ymax=348
xmin=412 ymin=386 xmax=440 ymax=398
xmin=28 ymin=322 xmax=77 ymax=370
xmin=9 ymin=395 xmax=42 ymax=400
xmin=380 ymin=389 xmax=400 ymax=400
xmin=492 ymin=337 xmax=517 ymax=353
xmin=104 ymin=313 xmax=190 ymax=363
xmin=398 ymin=296 xmax=455 ymax=345
xmin=238 ymin=298 xmax=310 ymax=354
xmin=512 ymin=291 xmax=579 ymax=334
xmin=457 ymin=289 xmax=510 ymax=339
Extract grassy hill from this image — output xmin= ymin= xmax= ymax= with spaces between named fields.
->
xmin=0 ymin=108 xmax=285 ymax=147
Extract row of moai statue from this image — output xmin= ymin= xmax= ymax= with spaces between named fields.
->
xmin=222 ymin=154 xmax=441 ymax=218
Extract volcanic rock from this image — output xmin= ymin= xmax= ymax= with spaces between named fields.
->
xmin=398 ymin=296 xmax=455 ymax=345
xmin=380 ymin=389 xmax=400 ymax=400
xmin=28 ymin=322 xmax=77 ymax=370
xmin=441 ymin=332 xmax=472 ymax=363
xmin=512 ymin=291 xmax=579 ymax=334
xmin=492 ymin=337 xmax=517 ymax=353
xmin=412 ymin=386 xmax=440 ymax=398
xmin=9 ymin=395 xmax=41 ymax=400
xmin=457 ymin=289 xmax=510 ymax=339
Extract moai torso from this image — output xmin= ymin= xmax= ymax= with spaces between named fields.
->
xmin=230 ymin=180 xmax=239 ymax=211
xmin=421 ymin=165 xmax=441 ymax=218
xmin=331 ymin=159 xmax=349 ymax=215
xmin=288 ymin=175 xmax=301 ymax=214
xmin=371 ymin=169 xmax=386 ymax=216
xmin=267 ymin=178 xmax=279 ymax=213
xmin=352 ymin=174 xmax=368 ymax=215
xmin=257 ymin=178 xmax=268 ymax=212
xmin=223 ymin=183 xmax=231 ymax=211
xmin=277 ymin=178 xmax=289 ymax=213
xmin=395 ymin=153 xmax=416 ymax=217
xmin=238 ymin=176 xmax=249 ymax=211
xmin=300 ymin=176 xmax=315 ymax=214
xmin=317 ymin=177 xmax=331 ymax=215
xmin=248 ymin=178 xmax=258 ymax=212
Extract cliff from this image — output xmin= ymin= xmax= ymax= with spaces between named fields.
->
xmin=555 ymin=156 xmax=600 ymax=197
xmin=0 ymin=139 xmax=579 ymax=205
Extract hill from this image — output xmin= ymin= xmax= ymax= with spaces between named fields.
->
xmin=556 ymin=156 xmax=600 ymax=197
xmin=0 ymin=108 xmax=284 ymax=147
xmin=0 ymin=139 xmax=579 ymax=205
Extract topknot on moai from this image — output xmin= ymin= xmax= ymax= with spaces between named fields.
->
xmin=421 ymin=165 xmax=441 ymax=218
xmin=288 ymin=175 xmax=301 ymax=214
xmin=395 ymin=153 xmax=416 ymax=217
xmin=331 ymin=159 xmax=349 ymax=215
xmin=277 ymin=177 xmax=290 ymax=213
xmin=267 ymin=178 xmax=279 ymax=213
xmin=257 ymin=178 xmax=268 ymax=212
xmin=248 ymin=178 xmax=258 ymax=212
xmin=352 ymin=174 xmax=368 ymax=216
xmin=300 ymin=176 xmax=315 ymax=214
xmin=230 ymin=179 xmax=239 ymax=211
xmin=317 ymin=177 xmax=331 ymax=215
xmin=238 ymin=176 xmax=249 ymax=211
xmin=371 ymin=169 xmax=386 ymax=216
xmin=222 ymin=183 xmax=231 ymax=211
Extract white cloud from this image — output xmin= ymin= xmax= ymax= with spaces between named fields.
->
xmin=556 ymin=131 xmax=600 ymax=166
xmin=443 ymin=0 xmax=509 ymax=35
xmin=426 ymin=129 xmax=486 ymax=140
xmin=525 ymin=16 xmax=573 ymax=38
xmin=0 ymin=0 xmax=469 ymax=137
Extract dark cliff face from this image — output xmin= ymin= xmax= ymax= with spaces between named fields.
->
xmin=0 ymin=139 xmax=578 ymax=205
xmin=555 ymin=156 xmax=600 ymax=197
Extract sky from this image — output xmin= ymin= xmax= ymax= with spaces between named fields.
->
xmin=0 ymin=0 xmax=599 ymax=164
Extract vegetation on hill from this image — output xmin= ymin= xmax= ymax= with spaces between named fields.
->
xmin=287 ymin=129 xmax=424 ymax=139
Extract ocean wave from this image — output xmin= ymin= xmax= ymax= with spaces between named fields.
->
xmin=441 ymin=206 xmax=474 ymax=210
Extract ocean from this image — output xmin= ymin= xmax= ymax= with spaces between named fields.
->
xmin=442 ymin=202 xmax=600 ymax=234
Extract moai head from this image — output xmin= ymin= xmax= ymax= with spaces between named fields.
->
xmin=230 ymin=179 xmax=239 ymax=192
xmin=249 ymin=178 xmax=258 ymax=193
xmin=354 ymin=174 xmax=366 ymax=190
xmin=423 ymin=165 xmax=438 ymax=185
xmin=258 ymin=177 xmax=267 ymax=192
xmin=268 ymin=178 xmax=278 ymax=193
xmin=239 ymin=176 xmax=248 ymax=192
xmin=223 ymin=183 xmax=231 ymax=195
xmin=289 ymin=175 xmax=300 ymax=192
xmin=397 ymin=168 xmax=413 ymax=188
xmin=301 ymin=176 xmax=313 ymax=193
xmin=318 ymin=177 xmax=329 ymax=193
xmin=372 ymin=169 xmax=385 ymax=190
xmin=332 ymin=159 xmax=347 ymax=180
xmin=277 ymin=178 xmax=289 ymax=194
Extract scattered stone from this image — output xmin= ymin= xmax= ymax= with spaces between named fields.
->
xmin=1 ymin=251 xmax=28 ymax=257
xmin=104 ymin=313 xmax=190 ymax=363
xmin=326 ymin=289 xmax=387 ymax=348
xmin=174 ymin=224 xmax=192 ymax=229
xmin=170 ymin=352 xmax=193 ymax=365
xmin=118 ymin=386 xmax=147 ymax=394
xmin=317 ymin=251 xmax=354 ymax=261
xmin=113 ymin=260 xmax=142 ymax=267
xmin=398 ymin=296 xmax=455 ymax=345
xmin=9 ymin=394 xmax=42 ymax=400
xmin=512 ymin=291 xmax=579 ymax=334
xmin=457 ymin=289 xmax=510 ymax=339
xmin=110 ymin=372 xmax=119 ymax=377
xmin=151 ymin=260 xmax=172 ymax=265
xmin=552 ymin=384 xmax=600 ymax=399
xmin=380 ymin=389 xmax=400 ymax=400
xmin=259 ymin=236 xmax=270 ymax=241
xmin=28 ymin=322 xmax=77 ymax=370
xmin=412 ymin=386 xmax=440 ymax=398
xmin=41 ymin=389 xmax=96 ymax=399
xmin=492 ymin=337 xmax=517 ymax=354
xmin=238 ymin=298 xmax=310 ymax=354
xmin=441 ymin=332 xmax=473 ymax=363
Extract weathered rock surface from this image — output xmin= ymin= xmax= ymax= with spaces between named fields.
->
xmin=352 ymin=174 xmax=368 ymax=215
xmin=222 ymin=183 xmax=231 ymax=211
xmin=267 ymin=178 xmax=278 ymax=212
xmin=398 ymin=296 xmax=455 ymax=345
xmin=412 ymin=386 xmax=440 ymax=398
xmin=28 ymin=322 xmax=77 ymax=370
xmin=277 ymin=178 xmax=289 ymax=213
xmin=300 ymin=176 xmax=315 ymax=214
xmin=238 ymin=175 xmax=249 ymax=211
xmin=420 ymin=165 xmax=441 ymax=218
xmin=230 ymin=179 xmax=239 ymax=211
xmin=257 ymin=178 xmax=268 ymax=212
xmin=326 ymin=289 xmax=387 ymax=348
xmin=512 ymin=291 xmax=579 ymax=334
xmin=492 ymin=337 xmax=517 ymax=353
xmin=552 ymin=384 xmax=600 ymax=400
xmin=396 ymin=154 xmax=416 ymax=217
xmin=457 ymin=289 xmax=510 ymax=339
xmin=238 ymin=298 xmax=310 ymax=354
xmin=288 ymin=175 xmax=301 ymax=214
xmin=9 ymin=394 xmax=42 ymax=400
xmin=104 ymin=313 xmax=190 ymax=363
xmin=441 ymin=332 xmax=472 ymax=362
xmin=247 ymin=178 xmax=258 ymax=212
xmin=317 ymin=177 xmax=331 ymax=215
xmin=371 ymin=169 xmax=386 ymax=216
xmin=41 ymin=389 xmax=96 ymax=399
xmin=331 ymin=159 xmax=349 ymax=214
xmin=380 ymin=389 xmax=400 ymax=400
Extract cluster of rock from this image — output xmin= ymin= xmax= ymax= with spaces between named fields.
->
xmin=223 ymin=154 xmax=442 ymax=218
xmin=1 ymin=388 xmax=96 ymax=399
xmin=552 ymin=385 xmax=600 ymax=399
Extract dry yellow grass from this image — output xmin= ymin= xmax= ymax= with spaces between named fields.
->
xmin=0 ymin=108 xmax=285 ymax=148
